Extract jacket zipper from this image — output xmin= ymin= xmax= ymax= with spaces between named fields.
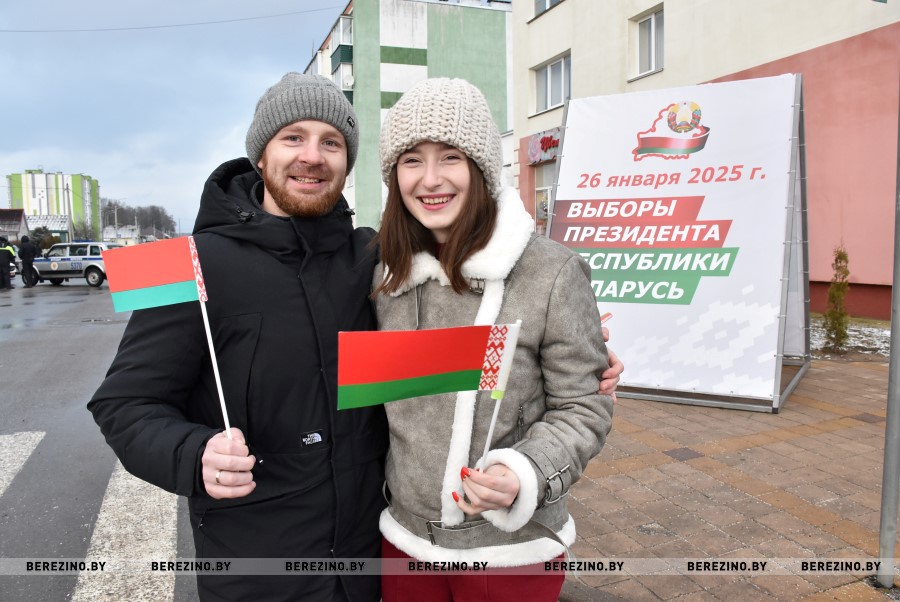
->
xmin=515 ymin=405 xmax=525 ymax=442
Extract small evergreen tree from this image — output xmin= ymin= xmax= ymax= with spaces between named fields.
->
xmin=823 ymin=245 xmax=850 ymax=351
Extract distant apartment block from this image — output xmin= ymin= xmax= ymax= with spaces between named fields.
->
xmin=6 ymin=169 xmax=101 ymax=239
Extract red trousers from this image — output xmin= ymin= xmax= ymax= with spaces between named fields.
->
xmin=381 ymin=537 xmax=565 ymax=602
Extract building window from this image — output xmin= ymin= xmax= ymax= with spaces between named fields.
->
xmin=331 ymin=15 xmax=353 ymax=49
xmin=535 ymin=55 xmax=570 ymax=113
xmin=534 ymin=0 xmax=562 ymax=18
xmin=637 ymin=9 xmax=664 ymax=75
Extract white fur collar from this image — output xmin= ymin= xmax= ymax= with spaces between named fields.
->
xmin=387 ymin=187 xmax=535 ymax=297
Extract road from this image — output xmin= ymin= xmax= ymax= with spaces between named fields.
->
xmin=0 ymin=282 xmax=198 ymax=601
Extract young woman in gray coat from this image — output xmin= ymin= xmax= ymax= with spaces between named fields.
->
xmin=372 ymin=78 xmax=615 ymax=601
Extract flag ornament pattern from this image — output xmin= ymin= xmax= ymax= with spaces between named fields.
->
xmin=103 ymin=236 xmax=207 ymax=312
xmin=337 ymin=324 xmax=519 ymax=410
xmin=479 ymin=325 xmax=510 ymax=390
xmin=188 ymin=236 xmax=208 ymax=302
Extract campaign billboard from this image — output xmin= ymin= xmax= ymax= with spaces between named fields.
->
xmin=550 ymin=74 xmax=808 ymax=409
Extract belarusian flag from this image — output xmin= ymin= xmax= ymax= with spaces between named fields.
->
xmin=103 ymin=236 xmax=208 ymax=312
xmin=337 ymin=323 xmax=521 ymax=410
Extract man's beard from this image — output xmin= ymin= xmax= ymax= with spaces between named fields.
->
xmin=262 ymin=165 xmax=345 ymax=218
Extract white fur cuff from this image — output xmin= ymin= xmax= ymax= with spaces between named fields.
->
xmin=480 ymin=448 xmax=538 ymax=532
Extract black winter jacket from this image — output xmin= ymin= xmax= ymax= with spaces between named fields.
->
xmin=89 ymin=158 xmax=388 ymax=601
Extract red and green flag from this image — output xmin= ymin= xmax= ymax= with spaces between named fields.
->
xmin=103 ymin=236 xmax=208 ymax=312
xmin=337 ymin=323 xmax=521 ymax=410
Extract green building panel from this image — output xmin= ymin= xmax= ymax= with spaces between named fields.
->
xmin=426 ymin=4 xmax=507 ymax=131
xmin=380 ymin=46 xmax=427 ymax=66
xmin=351 ymin=0 xmax=383 ymax=229
xmin=8 ymin=174 xmax=23 ymax=209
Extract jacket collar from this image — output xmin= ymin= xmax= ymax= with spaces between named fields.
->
xmin=389 ymin=187 xmax=535 ymax=296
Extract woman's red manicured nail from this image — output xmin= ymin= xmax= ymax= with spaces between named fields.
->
xmin=461 ymin=467 xmax=471 ymax=480
xmin=452 ymin=491 xmax=460 ymax=502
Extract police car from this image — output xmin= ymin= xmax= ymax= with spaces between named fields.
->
xmin=32 ymin=242 xmax=122 ymax=287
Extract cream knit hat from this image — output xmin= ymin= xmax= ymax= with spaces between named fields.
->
xmin=380 ymin=78 xmax=503 ymax=198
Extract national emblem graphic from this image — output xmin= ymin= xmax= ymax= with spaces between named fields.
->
xmin=633 ymin=100 xmax=711 ymax=160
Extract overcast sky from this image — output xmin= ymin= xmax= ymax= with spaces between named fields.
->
xmin=0 ymin=1 xmax=346 ymax=232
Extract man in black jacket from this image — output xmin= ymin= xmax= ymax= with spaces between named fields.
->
xmin=17 ymin=235 xmax=38 ymax=287
xmin=89 ymin=73 xmax=388 ymax=601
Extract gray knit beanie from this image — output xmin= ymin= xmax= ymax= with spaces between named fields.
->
xmin=246 ymin=73 xmax=359 ymax=175
xmin=380 ymin=78 xmax=503 ymax=198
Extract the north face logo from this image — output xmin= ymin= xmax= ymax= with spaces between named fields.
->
xmin=301 ymin=431 xmax=323 ymax=446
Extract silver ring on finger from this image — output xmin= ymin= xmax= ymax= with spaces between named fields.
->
xmin=215 ymin=470 xmax=222 ymax=485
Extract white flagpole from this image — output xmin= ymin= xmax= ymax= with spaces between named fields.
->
xmin=186 ymin=236 xmax=232 ymax=440
xmin=479 ymin=320 xmax=522 ymax=467
xmin=199 ymin=300 xmax=232 ymax=439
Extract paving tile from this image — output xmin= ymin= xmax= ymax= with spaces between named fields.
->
xmin=616 ymin=485 xmax=665 ymax=506
xmin=669 ymin=491 xmax=716 ymax=513
xmin=629 ymin=429 xmax=682 ymax=451
xmin=567 ymin=498 xmax=593 ymax=520
xmin=645 ymin=477 xmax=697 ymax=498
xmin=786 ymin=483 xmax=844 ymax=505
xmin=590 ymin=530 xmax=646 ymax=556
xmin=664 ymin=447 xmax=705 ymax=461
xmin=580 ymin=492 xmax=629 ymax=514
xmin=730 ymin=476 xmax=779 ymax=496
xmin=786 ymin=527 xmax=856 ymax=555
xmin=612 ymin=416 xmax=647 ymax=434
xmin=754 ymin=536 xmax=815 ymax=558
xmin=719 ymin=520 xmax=780 ymax=546
xmin=694 ymin=504 xmax=747 ymax=528
xmin=574 ymin=513 xmax=618 ymax=539
xmin=729 ymin=497 xmax=780 ymax=519
xmin=628 ymin=465 xmax=673 ymax=485
xmin=635 ymin=497 xmax=687 ymax=517
xmin=656 ymin=511 xmax=718 ymax=536
xmin=570 ymin=477 xmax=604 ymax=499
xmin=597 ymin=473 xmax=641 ymax=492
xmin=677 ymin=472 xmax=727 ymax=493
xmin=757 ymin=489 xmax=814 ymax=514
xmin=756 ymin=511 xmax=814 ymax=535
xmin=688 ymin=529 xmax=745 ymax=556
xmin=846 ymin=491 xmax=886 ymax=513
xmin=630 ymin=521 xmax=680 ymax=548
xmin=583 ymin=459 xmax=620 ymax=479
xmin=604 ymin=506 xmax=657 ymax=531
xmin=851 ymin=510 xmax=883 ymax=533
xmin=821 ymin=520 xmax=879 ymax=554
xmin=649 ymin=538 xmax=707 ymax=559
xmin=658 ymin=461 xmax=702 ymax=478
xmin=752 ymin=574 xmax=820 ymax=598
xmin=613 ymin=455 xmax=661 ymax=473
